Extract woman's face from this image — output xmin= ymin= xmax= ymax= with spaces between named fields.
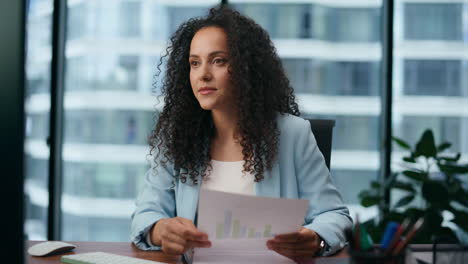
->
xmin=189 ymin=26 xmax=235 ymax=111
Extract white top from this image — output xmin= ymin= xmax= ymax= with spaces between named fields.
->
xmin=147 ymin=159 xmax=255 ymax=247
xmin=201 ymin=160 xmax=255 ymax=195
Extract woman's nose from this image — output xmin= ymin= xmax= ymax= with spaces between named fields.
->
xmin=200 ymin=65 xmax=212 ymax=81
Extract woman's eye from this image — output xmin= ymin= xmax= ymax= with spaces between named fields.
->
xmin=213 ymin=58 xmax=226 ymax=65
xmin=190 ymin=61 xmax=199 ymax=66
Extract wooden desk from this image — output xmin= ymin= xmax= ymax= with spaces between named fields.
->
xmin=26 ymin=241 xmax=180 ymax=264
xmin=26 ymin=240 xmax=350 ymax=264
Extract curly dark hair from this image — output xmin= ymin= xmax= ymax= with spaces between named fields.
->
xmin=150 ymin=5 xmax=300 ymax=184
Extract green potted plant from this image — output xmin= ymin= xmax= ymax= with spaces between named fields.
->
xmin=359 ymin=129 xmax=468 ymax=243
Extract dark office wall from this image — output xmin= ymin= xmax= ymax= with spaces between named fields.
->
xmin=0 ymin=0 xmax=26 ymax=263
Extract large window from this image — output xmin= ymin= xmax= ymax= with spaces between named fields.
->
xmin=234 ymin=1 xmax=382 ymax=220
xmin=119 ymin=1 xmax=141 ymax=38
xmin=24 ymin=0 xmax=468 ymax=243
xmin=66 ymin=55 xmax=140 ymax=91
xmin=393 ymin=0 xmax=468 ymax=241
xmin=282 ymin=59 xmax=380 ymax=96
xmin=63 ymin=110 xmax=153 ymax=144
xmin=404 ymin=60 xmax=462 ymax=96
xmin=404 ymin=3 xmax=462 ymax=41
xmin=233 ymin=4 xmax=380 ymax=42
xmin=57 ymin=0 xmax=218 ymax=241
xmin=24 ymin=0 xmax=53 ymax=240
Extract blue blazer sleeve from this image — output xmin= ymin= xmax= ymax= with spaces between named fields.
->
xmin=294 ymin=120 xmax=353 ymax=255
xmin=130 ymin=159 xmax=176 ymax=251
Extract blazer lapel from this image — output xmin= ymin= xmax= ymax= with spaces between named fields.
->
xmin=255 ymin=161 xmax=281 ymax=198
xmin=177 ymin=174 xmax=201 ymax=223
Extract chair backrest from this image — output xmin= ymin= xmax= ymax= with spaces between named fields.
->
xmin=308 ymin=119 xmax=335 ymax=170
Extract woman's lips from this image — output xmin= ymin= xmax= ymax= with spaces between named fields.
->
xmin=199 ymin=87 xmax=217 ymax=95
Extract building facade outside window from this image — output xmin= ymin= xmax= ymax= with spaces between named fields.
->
xmin=24 ymin=0 xmax=468 ymax=242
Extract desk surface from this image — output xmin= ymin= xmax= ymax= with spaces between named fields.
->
xmin=26 ymin=240 xmax=350 ymax=264
xmin=26 ymin=241 xmax=180 ymax=264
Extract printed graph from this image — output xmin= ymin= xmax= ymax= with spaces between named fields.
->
xmin=215 ymin=210 xmax=275 ymax=239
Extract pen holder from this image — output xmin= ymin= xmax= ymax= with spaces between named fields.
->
xmin=349 ymin=246 xmax=407 ymax=264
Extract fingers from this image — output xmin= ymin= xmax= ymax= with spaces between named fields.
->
xmin=161 ymin=240 xmax=185 ymax=255
xmin=161 ymin=230 xmax=186 ymax=246
xmin=176 ymin=217 xmax=209 ymax=241
xmin=186 ymin=239 xmax=211 ymax=249
xmin=267 ymin=228 xmax=320 ymax=259
xmin=273 ymin=228 xmax=317 ymax=243
xmin=161 ymin=233 xmax=211 ymax=255
xmin=273 ymin=231 xmax=303 ymax=242
xmin=273 ymin=247 xmax=315 ymax=257
xmin=158 ymin=217 xmax=211 ymax=255
xmin=267 ymin=240 xmax=316 ymax=250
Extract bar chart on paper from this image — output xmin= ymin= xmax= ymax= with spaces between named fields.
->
xmin=197 ymin=189 xmax=309 ymax=244
xmin=215 ymin=210 xmax=275 ymax=239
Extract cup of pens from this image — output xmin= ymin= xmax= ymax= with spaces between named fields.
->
xmin=346 ymin=217 xmax=424 ymax=264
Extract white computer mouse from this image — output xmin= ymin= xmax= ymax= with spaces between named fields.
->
xmin=28 ymin=241 xmax=76 ymax=256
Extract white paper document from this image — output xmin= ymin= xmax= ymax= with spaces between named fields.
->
xmin=194 ymin=189 xmax=309 ymax=263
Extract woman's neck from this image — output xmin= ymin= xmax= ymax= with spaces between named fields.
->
xmin=210 ymin=109 xmax=244 ymax=161
xmin=211 ymin=109 xmax=239 ymax=142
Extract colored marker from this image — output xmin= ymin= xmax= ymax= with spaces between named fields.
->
xmin=380 ymin=221 xmax=399 ymax=249
xmin=393 ymin=218 xmax=424 ymax=255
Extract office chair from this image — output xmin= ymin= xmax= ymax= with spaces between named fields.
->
xmin=308 ymin=119 xmax=335 ymax=170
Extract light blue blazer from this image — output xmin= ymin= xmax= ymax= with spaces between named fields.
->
xmin=131 ymin=114 xmax=352 ymax=256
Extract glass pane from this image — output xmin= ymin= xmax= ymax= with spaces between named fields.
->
xmin=62 ymin=0 xmax=218 ymax=241
xmin=24 ymin=0 xmax=53 ymax=240
xmin=393 ymin=0 xmax=468 ymax=242
xmin=234 ymin=1 xmax=383 ymax=221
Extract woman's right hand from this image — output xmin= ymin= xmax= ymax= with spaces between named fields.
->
xmin=151 ymin=217 xmax=211 ymax=255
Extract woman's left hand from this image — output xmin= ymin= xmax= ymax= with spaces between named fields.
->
xmin=266 ymin=227 xmax=321 ymax=262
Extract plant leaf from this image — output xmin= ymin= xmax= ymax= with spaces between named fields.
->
xmin=451 ymin=210 xmax=468 ymax=233
xmin=402 ymin=156 xmax=416 ymax=163
xmin=392 ymin=136 xmax=411 ymax=150
xmin=358 ymin=190 xmax=371 ymax=199
xmin=393 ymin=194 xmax=415 ymax=208
xmin=390 ymin=180 xmax=416 ymax=193
xmin=381 ymin=211 xmax=407 ymax=223
xmin=437 ymin=142 xmax=452 ymax=153
xmin=437 ymin=153 xmax=461 ymax=162
xmin=415 ymin=130 xmax=437 ymax=158
xmin=359 ymin=191 xmax=381 ymax=207
xmin=438 ymin=163 xmax=468 ymax=174
xmin=425 ymin=207 xmax=444 ymax=228
xmin=370 ymin=181 xmax=381 ymax=189
xmin=422 ymin=181 xmax=449 ymax=208
xmin=402 ymin=170 xmax=427 ymax=181
xmin=403 ymin=208 xmax=425 ymax=219
xmin=359 ymin=189 xmax=379 ymax=200
xmin=438 ymin=227 xmax=460 ymax=243
xmin=361 ymin=196 xmax=381 ymax=207
xmin=453 ymin=189 xmax=468 ymax=207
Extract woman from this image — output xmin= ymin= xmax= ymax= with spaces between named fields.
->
xmin=131 ymin=6 xmax=352 ymax=261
